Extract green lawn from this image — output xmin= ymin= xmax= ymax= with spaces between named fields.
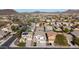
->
xmin=74 ymin=38 xmax=79 ymax=46
xmin=17 ymin=42 xmax=26 ymax=47
xmin=54 ymin=34 xmax=68 ymax=46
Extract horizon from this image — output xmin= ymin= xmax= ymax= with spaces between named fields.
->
xmin=15 ymin=9 xmax=67 ymax=12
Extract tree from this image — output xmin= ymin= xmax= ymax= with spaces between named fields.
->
xmin=54 ymin=34 xmax=68 ymax=46
xmin=70 ymin=28 xmax=73 ymax=32
xmin=16 ymin=26 xmax=27 ymax=38
xmin=11 ymin=25 xmax=19 ymax=32
xmin=17 ymin=38 xmax=26 ymax=47
xmin=33 ymin=42 xmax=37 ymax=46
xmin=75 ymin=24 xmax=79 ymax=28
xmin=16 ymin=30 xmax=22 ymax=38
xmin=64 ymin=28 xmax=70 ymax=33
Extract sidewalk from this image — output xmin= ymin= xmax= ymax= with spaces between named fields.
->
xmin=10 ymin=38 xmax=18 ymax=47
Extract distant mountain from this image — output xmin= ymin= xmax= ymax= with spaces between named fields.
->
xmin=0 ymin=9 xmax=18 ymax=15
xmin=31 ymin=11 xmax=62 ymax=13
xmin=64 ymin=10 xmax=79 ymax=13
xmin=33 ymin=11 xmax=41 ymax=13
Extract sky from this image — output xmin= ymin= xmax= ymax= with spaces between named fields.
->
xmin=15 ymin=9 xmax=67 ymax=12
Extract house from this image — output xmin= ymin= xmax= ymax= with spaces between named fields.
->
xmin=21 ymin=32 xmax=33 ymax=47
xmin=71 ymin=30 xmax=79 ymax=38
xmin=69 ymin=23 xmax=73 ymax=26
xmin=1 ymin=27 xmax=12 ymax=32
xmin=33 ymin=31 xmax=46 ymax=46
xmin=46 ymin=31 xmax=57 ymax=45
xmin=36 ymin=27 xmax=44 ymax=31
xmin=45 ymin=25 xmax=53 ymax=32
xmin=26 ymin=32 xmax=33 ymax=40
xmin=46 ymin=19 xmax=51 ymax=23
xmin=54 ymin=27 xmax=62 ymax=32
xmin=30 ymin=23 xmax=35 ymax=32
xmin=0 ymin=16 xmax=9 ymax=22
xmin=0 ymin=30 xmax=9 ymax=40
xmin=22 ymin=32 xmax=28 ymax=39
xmin=63 ymin=26 xmax=71 ymax=30
xmin=51 ymin=19 xmax=56 ymax=22
xmin=22 ymin=32 xmax=33 ymax=40
xmin=74 ymin=28 xmax=79 ymax=30
xmin=25 ymin=32 xmax=33 ymax=46
xmin=40 ymin=19 xmax=45 ymax=22
xmin=36 ymin=23 xmax=40 ymax=27
xmin=1 ymin=23 xmax=12 ymax=32
xmin=77 ymin=26 xmax=79 ymax=29
xmin=75 ymin=22 xmax=79 ymax=25
xmin=12 ymin=23 xmax=19 ymax=27
xmin=62 ymin=22 xmax=69 ymax=26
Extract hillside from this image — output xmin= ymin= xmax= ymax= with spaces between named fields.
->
xmin=0 ymin=9 xmax=18 ymax=15
xmin=64 ymin=10 xmax=79 ymax=13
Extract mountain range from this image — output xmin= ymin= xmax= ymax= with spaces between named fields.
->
xmin=0 ymin=9 xmax=79 ymax=15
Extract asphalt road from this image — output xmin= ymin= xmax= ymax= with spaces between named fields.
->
xmin=1 ymin=35 xmax=16 ymax=48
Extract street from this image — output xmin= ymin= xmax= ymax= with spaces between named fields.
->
xmin=1 ymin=35 xmax=16 ymax=48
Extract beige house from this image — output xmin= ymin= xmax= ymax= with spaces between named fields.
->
xmin=36 ymin=23 xmax=40 ymax=27
xmin=46 ymin=19 xmax=51 ymax=23
xmin=47 ymin=31 xmax=57 ymax=45
xmin=74 ymin=28 xmax=79 ymax=30
xmin=45 ymin=25 xmax=53 ymax=32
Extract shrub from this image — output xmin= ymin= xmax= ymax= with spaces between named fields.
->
xmin=64 ymin=28 xmax=70 ymax=33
